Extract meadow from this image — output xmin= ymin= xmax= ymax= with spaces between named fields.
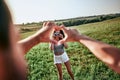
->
xmin=21 ymin=17 xmax=120 ymax=80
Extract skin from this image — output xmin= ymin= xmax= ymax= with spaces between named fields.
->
xmin=1 ymin=0 xmax=120 ymax=80
xmin=50 ymin=31 xmax=67 ymax=55
xmin=61 ymin=25 xmax=120 ymax=74
xmin=0 ymin=1 xmax=58 ymax=79
xmin=18 ymin=22 xmax=57 ymax=54
xmin=50 ymin=32 xmax=74 ymax=80
xmin=0 ymin=1 xmax=26 ymax=80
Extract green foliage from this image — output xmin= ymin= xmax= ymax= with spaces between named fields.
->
xmin=56 ymin=13 xmax=120 ymax=27
xmin=16 ymin=22 xmax=43 ymax=34
xmin=24 ymin=17 xmax=120 ymax=80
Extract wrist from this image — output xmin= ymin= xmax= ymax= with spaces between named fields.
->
xmin=75 ymin=34 xmax=82 ymax=42
xmin=33 ymin=31 xmax=42 ymax=43
xmin=35 ymin=30 xmax=46 ymax=42
xmin=78 ymin=35 xmax=93 ymax=44
xmin=76 ymin=34 xmax=88 ymax=42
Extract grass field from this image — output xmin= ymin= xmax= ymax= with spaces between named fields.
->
xmin=23 ymin=17 xmax=120 ymax=80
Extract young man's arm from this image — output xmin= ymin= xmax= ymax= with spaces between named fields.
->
xmin=79 ymin=35 xmax=120 ymax=73
xmin=61 ymin=26 xmax=120 ymax=74
xmin=18 ymin=22 xmax=56 ymax=54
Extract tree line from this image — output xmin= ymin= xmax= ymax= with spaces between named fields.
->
xmin=56 ymin=13 xmax=120 ymax=27
xmin=22 ymin=13 xmax=120 ymax=27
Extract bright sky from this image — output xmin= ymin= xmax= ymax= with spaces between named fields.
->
xmin=7 ymin=0 xmax=120 ymax=24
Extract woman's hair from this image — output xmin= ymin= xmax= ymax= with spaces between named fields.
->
xmin=59 ymin=30 xmax=65 ymax=38
xmin=0 ymin=0 xmax=12 ymax=49
xmin=53 ymin=30 xmax=65 ymax=40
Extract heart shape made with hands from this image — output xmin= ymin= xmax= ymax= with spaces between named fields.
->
xmin=42 ymin=22 xmax=69 ymax=43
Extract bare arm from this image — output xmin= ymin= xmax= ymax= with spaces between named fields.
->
xmin=18 ymin=32 xmax=41 ymax=54
xmin=49 ymin=43 xmax=54 ymax=50
xmin=18 ymin=22 xmax=56 ymax=54
xmin=63 ymin=42 xmax=68 ymax=49
xmin=79 ymin=35 xmax=120 ymax=73
xmin=61 ymin=25 xmax=120 ymax=74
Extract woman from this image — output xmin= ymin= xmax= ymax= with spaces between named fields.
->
xmin=50 ymin=30 xmax=74 ymax=80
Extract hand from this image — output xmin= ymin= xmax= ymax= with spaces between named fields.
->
xmin=60 ymin=25 xmax=82 ymax=42
xmin=18 ymin=22 xmax=59 ymax=53
xmin=59 ymin=34 xmax=63 ymax=39
xmin=38 ymin=22 xmax=56 ymax=42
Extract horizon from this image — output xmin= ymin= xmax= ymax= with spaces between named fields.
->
xmin=7 ymin=0 xmax=120 ymax=24
xmin=15 ymin=13 xmax=120 ymax=25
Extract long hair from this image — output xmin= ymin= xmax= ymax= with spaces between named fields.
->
xmin=59 ymin=30 xmax=65 ymax=38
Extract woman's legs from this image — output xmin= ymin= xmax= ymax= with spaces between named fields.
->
xmin=55 ymin=63 xmax=63 ymax=80
xmin=64 ymin=61 xmax=74 ymax=80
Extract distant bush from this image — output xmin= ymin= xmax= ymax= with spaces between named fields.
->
xmin=23 ymin=22 xmax=43 ymax=27
xmin=56 ymin=13 xmax=120 ymax=27
xmin=19 ymin=13 xmax=120 ymax=28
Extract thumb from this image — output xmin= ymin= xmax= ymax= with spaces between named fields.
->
xmin=43 ymin=22 xmax=47 ymax=27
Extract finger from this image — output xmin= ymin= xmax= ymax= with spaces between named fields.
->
xmin=73 ymin=29 xmax=78 ymax=32
xmin=43 ymin=22 xmax=47 ymax=27
xmin=54 ymin=25 xmax=61 ymax=30
xmin=46 ymin=22 xmax=51 ymax=27
xmin=72 ymin=29 xmax=81 ymax=34
xmin=60 ymin=25 xmax=70 ymax=34
xmin=47 ymin=22 xmax=56 ymax=27
xmin=43 ymin=22 xmax=52 ymax=28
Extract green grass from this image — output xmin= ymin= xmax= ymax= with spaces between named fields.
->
xmin=74 ymin=17 xmax=120 ymax=47
xmin=24 ymin=17 xmax=120 ymax=80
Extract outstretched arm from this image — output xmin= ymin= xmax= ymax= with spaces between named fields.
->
xmin=61 ymin=25 xmax=120 ymax=74
xmin=18 ymin=31 xmax=42 ymax=54
xmin=79 ymin=35 xmax=120 ymax=73
xmin=18 ymin=22 xmax=56 ymax=54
